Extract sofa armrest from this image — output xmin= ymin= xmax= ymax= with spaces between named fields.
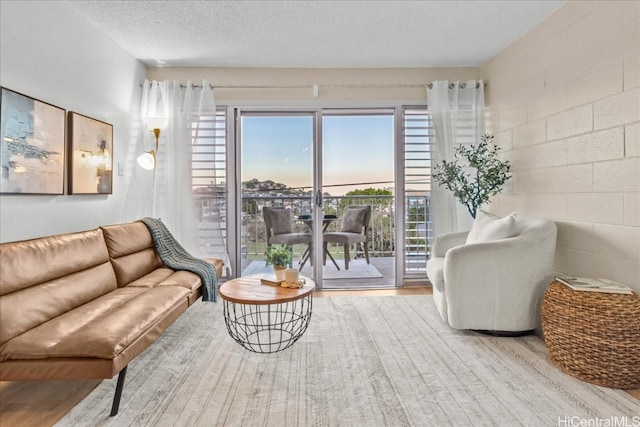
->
xmin=203 ymin=258 xmax=224 ymax=278
xmin=432 ymin=231 xmax=469 ymax=257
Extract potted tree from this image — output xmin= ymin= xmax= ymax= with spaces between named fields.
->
xmin=265 ymin=244 xmax=292 ymax=280
xmin=433 ymin=134 xmax=511 ymax=219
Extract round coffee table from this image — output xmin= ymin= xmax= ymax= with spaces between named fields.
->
xmin=219 ymin=274 xmax=315 ymax=353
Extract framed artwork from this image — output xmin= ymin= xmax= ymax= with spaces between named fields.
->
xmin=68 ymin=112 xmax=113 ymax=195
xmin=0 ymin=87 xmax=66 ymax=194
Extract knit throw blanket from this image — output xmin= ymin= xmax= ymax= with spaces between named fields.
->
xmin=140 ymin=217 xmax=217 ymax=302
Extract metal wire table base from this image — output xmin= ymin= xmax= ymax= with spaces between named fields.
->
xmin=223 ymin=295 xmax=313 ymax=353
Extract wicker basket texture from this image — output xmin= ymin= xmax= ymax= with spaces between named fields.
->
xmin=541 ymin=281 xmax=640 ymax=389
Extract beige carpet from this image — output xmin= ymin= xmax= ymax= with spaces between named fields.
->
xmin=57 ymin=296 xmax=639 ymax=427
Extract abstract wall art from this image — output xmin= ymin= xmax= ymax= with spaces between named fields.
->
xmin=0 ymin=87 xmax=66 ymax=195
xmin=68 ymin=112 xmax=113 ymax=195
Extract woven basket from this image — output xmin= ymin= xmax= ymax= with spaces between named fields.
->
xmin=541 ymin=280 xmax=640 ymax=389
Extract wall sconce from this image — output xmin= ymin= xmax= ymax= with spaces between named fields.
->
xmin=138 ymin=83 xmax=168 ymax=170
xmin=137 ymin=128 xmax=161 ymax=170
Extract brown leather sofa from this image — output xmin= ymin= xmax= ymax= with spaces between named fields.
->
xmin=0 ymin=221 xmax=223 ymax=416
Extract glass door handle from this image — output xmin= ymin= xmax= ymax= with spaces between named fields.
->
xmin=315 ymin=190 xmax=322 ymax=208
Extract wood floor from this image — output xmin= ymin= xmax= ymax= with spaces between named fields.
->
xmin=0 ymin=379 xmax=101 ymax=427
xmin=314 ymin=284 xmax=432 ymax=297
xmin=2 ymin=286 xmax=638 ymax=427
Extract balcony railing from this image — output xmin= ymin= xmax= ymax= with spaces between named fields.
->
xmin=242 ymin=195 xmax=394 ymax=259
xmin=193 ymin=193 xmax=431 ymax=275
xmin=242 ymin=194 xmax=431 ymax=273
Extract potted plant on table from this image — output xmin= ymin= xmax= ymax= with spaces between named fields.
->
xmin=265 ymin=244 xmax=292 ymax=280
xmin=432 ymin=134 xmax=511 ymax=219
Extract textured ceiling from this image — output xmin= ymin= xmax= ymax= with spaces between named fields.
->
xmin=67 ymin=0 xmax=565 ymax=68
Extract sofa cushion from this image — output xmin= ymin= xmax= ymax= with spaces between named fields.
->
xmin=0 ymin=229 xmax=117 ymax=346
xmin=0 ymin=228 xmax=113 ymax=295
xmin=101 ymin=222 xmax=163 ymax=287
xmin=123 ymin=267 xmax=205 ymax=305
xmin=126 ymin=268 xmax=202 ymax=295
xmin=101 ymin=221 xmax=155 ymax=258
xmin=0 ymin=285 xmax=190 ymax=361
xmin=157 ymin=270 xmax=202 ymax=292
xmin=466 ymin=210 xmax=518 ymax=244
xmin=125 ymin=268 xmax=175 ymax=288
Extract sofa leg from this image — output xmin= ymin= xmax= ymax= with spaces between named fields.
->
xmin=110 ymin=366 xmax=128 ymax=416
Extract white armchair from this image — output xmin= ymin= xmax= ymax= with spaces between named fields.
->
xmin=426 ymin=211 xmax=557 ymax=335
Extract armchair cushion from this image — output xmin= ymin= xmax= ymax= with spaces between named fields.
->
xmin=466 ymin=210 xmax=518 ymax=244
xmin=340 ymin=206 xmax=368 ymax=233
xmin=270 ymin=209 xmax=292 ymax=235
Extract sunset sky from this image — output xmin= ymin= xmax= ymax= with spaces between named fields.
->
xmin=241 ymin=114 xmax=394 ymax=196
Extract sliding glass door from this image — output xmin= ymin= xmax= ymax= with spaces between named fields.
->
xmin=237 ymin=108 xmax=402 ymax=290
xmin=320 ymin=110 xmax=395 ymax=289
xmin=190 ymin=106 xmax=431 ymax=287
xmin=238 ymin=112 xmax=316 ymax=280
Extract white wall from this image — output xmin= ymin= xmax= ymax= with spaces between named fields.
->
xmin=0 ymin=1 xmax=146 ymax=242
xmin=481 ymin=1 xmax=640 ymax=291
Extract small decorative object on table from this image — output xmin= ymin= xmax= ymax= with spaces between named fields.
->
xmin=281 ymin=279 xmax=306 ymax=289
xmin=260 ymin=267 xmax=305 ymax=289
xmin=265 ymin=244 xmax=292 ymax=281
xmin=259 ymin=277 xmax=285 ymax=287
xmin=554 ymin=275 xmax=633 ymax=294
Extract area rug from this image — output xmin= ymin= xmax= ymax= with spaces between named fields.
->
xmin=56 ymin=296 xmax=639 ymax=427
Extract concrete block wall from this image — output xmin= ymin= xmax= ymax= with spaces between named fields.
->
xmin=481 ymin=1 xmax=640 ymax=291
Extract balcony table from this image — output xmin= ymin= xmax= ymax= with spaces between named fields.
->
xmin=297 ymin=215 xmax=340 ymax=269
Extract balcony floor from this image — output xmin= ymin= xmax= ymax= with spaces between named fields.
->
xmin=241 ymin=256 xmax=396 ymax=289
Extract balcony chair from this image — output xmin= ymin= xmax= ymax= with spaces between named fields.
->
xmin=323 ymin=205 xmax=372 ymax=270
xmin=426 ymin=210 xmax=557 ymax=335
xmin=263 ymin=207 xmax=312 ymax=266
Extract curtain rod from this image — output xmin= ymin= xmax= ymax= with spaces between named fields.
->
xmin=141 ymin=82 xmax=456 ymax=90
xmin=426 ymin=82 xmax=484 ymax=89
xmin=141 ymin=81 xmax=486 ymax=91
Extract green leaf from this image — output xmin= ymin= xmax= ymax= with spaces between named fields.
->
xmin=432 ymin=134 xmax=511 ymax=219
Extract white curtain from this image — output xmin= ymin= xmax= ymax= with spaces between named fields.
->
xmin=427 ymin=80 xmax=485 ymax=237
xmin=123 ymin=79 xmax=216 ymax=257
